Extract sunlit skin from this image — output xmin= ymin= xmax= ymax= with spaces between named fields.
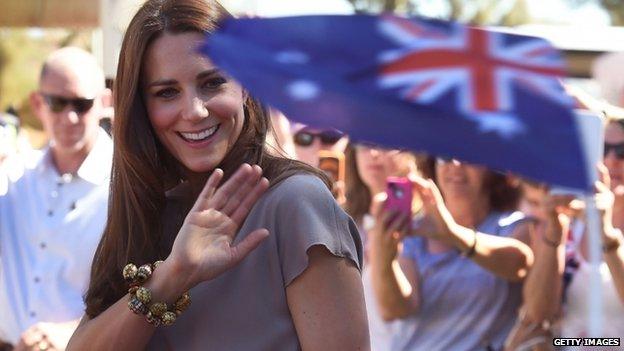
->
xmin=355 ymin=145 xmax=413 ymax=196
xmin=435 ymin=159 xmax=488 ymax=205
xmin=143 ymin=32 xmax=245 ymax=173
xmin=294 ymin=130 xmax=349 ymax=167
xmin=519 ymin=183 xmax=548 ymax=222
xmin=31 ymin=51 xmax=108 ymax=174
xmin=604 ymin=121 xmax=624 ymax=197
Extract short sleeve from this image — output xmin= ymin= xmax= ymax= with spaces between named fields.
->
xmin=270 ymin=175 xmax=363 ymax=286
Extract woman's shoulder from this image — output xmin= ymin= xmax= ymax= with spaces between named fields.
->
xmin=264 ymin=173 xmax=332 ymax=203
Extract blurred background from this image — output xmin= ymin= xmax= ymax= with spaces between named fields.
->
xmin=1 ymin=0 xmax=623 ymax=147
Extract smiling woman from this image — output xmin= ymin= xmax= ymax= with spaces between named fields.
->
xmin=142 ymin=32 xmax=245 ymax=173
xmin=66 ymin=1 xmax=369 ymax=350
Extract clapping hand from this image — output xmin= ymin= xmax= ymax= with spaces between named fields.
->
xmin=168 ymin=163 xmax=270 ymax=290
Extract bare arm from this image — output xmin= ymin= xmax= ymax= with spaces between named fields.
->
xmin=68 ymin=164 xmax=269 ymax=351
xmin=603 ymin=236 xmax=624 ymax=305
xmin=411 ymin=177 xmax=533 ymax=282
xmin=440 ymin=222 xmax=534 ymax=282
xmin=597 ymin=167 xmax=624 ymax=305
xmin=287 ymin=246 xmax=369 ymax=351
xmin=368 ymin=207 xmax=419 ymax=321
xmin=522 ymin=196 xmax=571 ymax=323
xmin=67 ymin=260 xmax=183 ymax=351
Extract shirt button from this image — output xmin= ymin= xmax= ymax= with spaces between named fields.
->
xmin=47 ymin=210 xmax=53 ymax=217
xmin=40 ymin=242 xmax=47 ymax=249
xmin=34 ymin=277 xmax=40 ymax=283
xmin=30 ymin=311 xmax=36 ymax=318
xmin=50 ymin=190 xmax=58 ymax=198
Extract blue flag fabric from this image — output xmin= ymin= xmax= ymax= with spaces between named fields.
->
xmin=200 ymin=15 xmax=591 ymax=191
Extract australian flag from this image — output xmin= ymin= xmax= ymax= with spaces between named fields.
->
xmin=201 ymin=15 xmax=592 ymax=191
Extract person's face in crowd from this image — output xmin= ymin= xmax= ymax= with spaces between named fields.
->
xmin=355 ymin=144 xmax=413 ymax=194
xmin=294 ymin=127 xmax=348 ymax=167
xmin=519 ymin=183 xmax=548 ymax=222
xmin=604 ymin=121 xmax=624 ymax=196
xmin=33 ymin=60 xmax=105 ymax=155
xmin=435 ymin=158 xmax=488 ymax=202
xmin=143 ymin=32 xmax=245 ymax=173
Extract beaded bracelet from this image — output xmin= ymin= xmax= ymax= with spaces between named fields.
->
xmin=123 ymin=261 xmax=191 ymax=327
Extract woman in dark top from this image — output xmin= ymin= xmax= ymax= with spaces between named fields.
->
xmin=67 ymin=1 xmax=368 ymax=350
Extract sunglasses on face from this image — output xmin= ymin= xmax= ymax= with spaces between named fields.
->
xmin=41 ymin=93 xmax=95 ymax=114
xmin=294 ymin=129 xmax=344 ymax=147
xmin=604 ymin=142 xmax=624 ymax=160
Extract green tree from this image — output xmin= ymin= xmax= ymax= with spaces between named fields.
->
xmin=346 ymin=0 xmax=531 ymax=26
xmin=348 ymin=0 xmax=623 ymax=26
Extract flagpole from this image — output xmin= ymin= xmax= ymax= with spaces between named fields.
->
xmin=584 ymin=195 xmax=603 ymax=336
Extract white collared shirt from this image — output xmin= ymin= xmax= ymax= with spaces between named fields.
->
xmin=0 ymin=129 xmax=112 ymax=344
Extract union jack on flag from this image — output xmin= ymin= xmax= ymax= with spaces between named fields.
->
xmin=202 ymin=15 xmax=592 ymax=191
xmin=377 ymin=16 xmax=573 ymax=115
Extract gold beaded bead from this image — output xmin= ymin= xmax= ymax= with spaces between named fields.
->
xmin=145 ymin=311 xmax=162 ymax=327
xmin=161 ymin=311 xmax=177 ymax=326
xmin=174 ymin=292 xmax=191 ymax=314
xmin=153 ymin=260 xmax=164 ymax=270
xmin=136 ymin=264 xmax=153 ymax=283
xmin=122 ymin=264 xmax=138 ymax=283
xmin=136 ymin=287 xmax=152 ymax=304
xmin=149 ymin=302 xmax=168 ymax=317
xmin=128 ymin=285 xmax=139 ymax=294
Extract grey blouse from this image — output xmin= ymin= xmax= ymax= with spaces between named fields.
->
xmin=147 ymin=174 xmax=363 ymax=350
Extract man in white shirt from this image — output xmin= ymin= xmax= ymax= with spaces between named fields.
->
xmin=0 ymin=47 xmax=112 ymax=351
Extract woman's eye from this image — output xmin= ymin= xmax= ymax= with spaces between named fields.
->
xmin=202 ymin=77 xmax=227 ymax=90
xmin=154 ymin=87 xmax=178 ymax=99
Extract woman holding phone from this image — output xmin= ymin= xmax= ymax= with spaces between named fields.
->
xmin=66 ymin=1 xmax=368 ymax=350
xmin=343 ymin=142 xmax=419 ymax=351
xmin=368 ymin=156 xmax=533 ymax=351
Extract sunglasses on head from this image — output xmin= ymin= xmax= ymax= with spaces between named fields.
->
xmin=604 ymin=142 xmax=624 ymax=160
xmin=294 ymin=129 xmax=344 ymax=147
xmin=42 ymin=93 xmax=95 ymax=114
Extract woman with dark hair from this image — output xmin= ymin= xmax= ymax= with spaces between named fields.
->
xmin=369 ymin=156 xmax=533 ymax=351
xmin=343 ymin=143 xmax=419 ymax=351
xmin=66 ymin=1 xmax=368 ymax=350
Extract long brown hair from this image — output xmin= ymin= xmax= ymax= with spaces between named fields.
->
xmin=343 ymin=144 xmax=371 ymax=225
xmin=85 ymin=0 xmax=328 ymax=318
xmin=343 ymin=143 xmax=419 ymax=225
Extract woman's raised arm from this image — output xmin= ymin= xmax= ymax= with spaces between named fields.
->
xmin=67 ymin=164 xmax=269 ymax=351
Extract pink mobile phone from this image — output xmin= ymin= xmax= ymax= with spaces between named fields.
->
xmin=384 ymin=177 xmax=412 ymax=217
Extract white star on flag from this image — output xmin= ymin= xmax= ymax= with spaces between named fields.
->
xmin=465 ymin=113 xmax=527 ymax=139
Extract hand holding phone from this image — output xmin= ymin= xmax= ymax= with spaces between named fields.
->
xmin=384 ymin=177 xmax=413 ymax=217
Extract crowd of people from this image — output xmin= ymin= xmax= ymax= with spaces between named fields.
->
xmin=0 ymin=0 xmax=623 ymax=350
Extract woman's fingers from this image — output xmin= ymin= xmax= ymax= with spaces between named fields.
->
xmin=220 ymin=165 xmax=263 ymax=216
xmin=229 ymin=228 xmax=270 ymax=265
xmin=208 ymin=164 xmax=253 ymax=210
xmin=230 ymin=177 xmax=270 ymax=226
xmin=386 ymin=212 xmax=410 ymax=238
xmin=191 ymin=168 xmax=224 ymax=212
xmin=597 ymin=163 xmax=611 ymax=189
